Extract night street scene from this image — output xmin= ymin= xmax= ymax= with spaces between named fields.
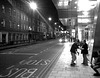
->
xmin=0 ymin=0 xmax=100 ymax=78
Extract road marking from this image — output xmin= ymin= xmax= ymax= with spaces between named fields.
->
xmin=34 ymin=59 xmax=43 ymax=65
xmin=7 ymin=65 xmax=15 ymax=69
xmin=29 ymin=56 xmax=34 ymax=59
xmin=39 ymin=45 xmax=56 ymax=54
xmin=0 ymin=53 xmax=38 ymax=55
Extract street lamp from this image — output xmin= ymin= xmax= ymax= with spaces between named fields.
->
xmin=48 ymin=17 xmax=52 ymax=21
xmin=54 ymin=22 xmax=57 ymax=25
xmin=29 ymin=2 xmax=37 ymax=10
xmin=29 ymin=1 xmax=55 ymax=40
xmin=29 ymin=2 xmax=37 ymax=42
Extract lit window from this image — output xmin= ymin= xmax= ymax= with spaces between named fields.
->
xmin=2 ymin=5 xmax=5 ymax=13
xmin=3 ymin=19 xmax=5 ymax=27
xmin=58 ymin=2 xmax=63 ymax=6
xmin=64 ymin=0 xmax=68 ymax=7
xmin=18 ymin=24 xmax=20 ymax=29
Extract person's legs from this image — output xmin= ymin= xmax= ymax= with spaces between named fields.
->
xmin=93 ymin=66 xmax=100 ymax=76
xmin=71 ymin=53 xmax=76 ymax=65
xmin=82 ymin=54 xmax=85 ymax=64
xmin=84 ymin=54 xmax=88 ymax=65
xmin=82 ymin=54 xmax=88 ymax=65
xmin=73 ymin=53 xmax=76 ymax=63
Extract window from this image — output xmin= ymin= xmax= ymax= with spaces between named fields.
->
xmin=2 ymin=19 xmax=5 ymax=27
xmin=13 ymin=9 xmax=16 ymax=18
xmin=21 ymin=13 xmax=23 ymax=20
xmin=9 ymin=8 xmax=12 ymax=16
xmin=24 ymin=15 xmax=26 ymax=20
xmin=9 ymin=21 xmax=12 ymax=28
xmin=27 ymin=17 xmax=28 ymax=21
xmin=24 ymin=24 xmax=25 ymax=30
xmin=2 ymin=5 xmax=5 ymax=13
xmin=58 ymin=0 xmax=68 ymax=9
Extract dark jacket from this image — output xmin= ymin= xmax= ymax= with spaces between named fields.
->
xmin=70 ymin=43 xmax=79 ymax=54
xmin=81 ymin=43 xmax=88 ymax=54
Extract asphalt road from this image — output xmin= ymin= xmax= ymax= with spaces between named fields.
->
xmin=0 ymin=39 xmax=65 ymax=78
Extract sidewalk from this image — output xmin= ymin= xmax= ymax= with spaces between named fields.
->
xmin=47 ymin=42 xmax=99 ymax=78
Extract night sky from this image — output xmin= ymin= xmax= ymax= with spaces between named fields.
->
xmin=36 ymin=0 xmax=59 ymax=22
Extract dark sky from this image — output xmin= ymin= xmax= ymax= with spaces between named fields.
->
xmin=36 ymin=0 xmax=59 ymax=22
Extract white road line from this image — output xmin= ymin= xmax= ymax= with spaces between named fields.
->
xmin=29 ymin=56 xmax=34 ymax=59
xmin=7 ymin=65 xmax=15 ymax=69
xmin=34 ymin=59 xmax=42 ymax=65
xmin=0 ymin=53 xmax=38 ymax=55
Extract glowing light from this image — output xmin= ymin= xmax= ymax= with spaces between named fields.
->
xmin=58 ymin=2 xmax=63 ymax=6
xmin=83 ymin=11 xmax=89 ymax=16
xmin=48 ymin=17 xmax=52 ymax=21
xmin=59 ymin=39 xmax=62 ymax=42
xmin=29 ymin=2 xmax=37 ymax=10
xmin=54 ymin=22 xmax=57 ymax=25
xmin=75 ymin=1 xmax=77 ymax=4
xmin=29 ymin=27 xmax=32 ymax=30
xmin=78 ymin=0 xmax=97 ymax=11
xmin=78 ymin=18 xmax=90 ymax=23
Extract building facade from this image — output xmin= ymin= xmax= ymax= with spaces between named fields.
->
xmin=0 ymin=0 xmax=53 ymax=46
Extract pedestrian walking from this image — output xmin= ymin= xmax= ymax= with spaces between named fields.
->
xmin=80 ymin=40 xmax=88 ymax=66
xmin=70 ymin=39 xmax=79 ymax=66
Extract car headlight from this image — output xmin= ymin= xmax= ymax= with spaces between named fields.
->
xmin=65 ymin=39 xmax=67 ymax=42
xmin=59 ymin=39 xmax=62 ymax=42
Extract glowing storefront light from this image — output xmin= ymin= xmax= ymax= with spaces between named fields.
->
xmin=78 ymin=0 xmax=97 ymax=11
xmin=83 ymin=11 xmax=89 ymax=16
xmin=64 ymin=0 xmax=68 ymax=6
xmin=58 ymin=0 xmax=68 ymax=8
xmin=78 ymin=18 xmax=90 ymax=23
xmin=72 ymin=29 xmax=75 ymax=37
xmin=58 ymin=2 xmax=63 ymax=6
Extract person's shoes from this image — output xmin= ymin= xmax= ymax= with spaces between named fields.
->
xmin=93 ymin=73 xmax=100 ymax=76
xmin=70 ymin=63 xmax=76 ymax=66
xmin=84 ymin=64 xmax=88 ymax=66
xmin=81 ymin=63 xmax=84 ymax=64
xmin=74 ymin=63 xmax=76 ymax=65
xmin=81 ymin=63 xmax=88 ymax=66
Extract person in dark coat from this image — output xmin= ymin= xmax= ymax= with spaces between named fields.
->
xmin=81 ymin=40 xmax=88 ymax=66
xmin=70 ymin=39 xmax=79 ymax=66
xmin=91 ymin=51 xmax=100 ymax=76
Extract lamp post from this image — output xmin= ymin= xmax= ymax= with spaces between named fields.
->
xmin=29 ymin=1 xmax=56 ymax=40
xmin=29 ymin=2 xmax=37 ymax=42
